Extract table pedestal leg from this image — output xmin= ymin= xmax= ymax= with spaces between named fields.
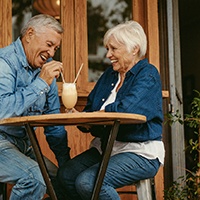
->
xmin=91 ymin=120 xmax=120 ymax=200
xmin=25 ymin=124 xmax=58 ymax=200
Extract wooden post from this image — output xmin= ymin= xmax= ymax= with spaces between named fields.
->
xmin=0 ymin=0 xmax=12 ymax=48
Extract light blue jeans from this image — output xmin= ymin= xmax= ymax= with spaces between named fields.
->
xmin=57 ymin=147 xmax=160 ymax=200
xmin=0 ymin=131 xmax=57 ymax=200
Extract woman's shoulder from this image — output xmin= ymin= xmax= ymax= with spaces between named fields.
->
xmin=137 ymin=59 xmax=160 ymax=75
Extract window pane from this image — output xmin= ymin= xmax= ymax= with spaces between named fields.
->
xmin=12 ymin=0 xmax=32 ymax=41
xmin=87 ymin=0 xmax=132 ymax=82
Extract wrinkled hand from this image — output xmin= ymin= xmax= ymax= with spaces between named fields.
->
xmin=65 ymin=108 xmax=79 ymax=113
xmin=65 ymin=109 xmax=91 ymax=131
xmin=39 ymin=60 xmax=63 ymax=85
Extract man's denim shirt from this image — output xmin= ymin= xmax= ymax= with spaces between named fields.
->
xmin=84 ymin=59 xmax=163 ymax=142
xmin=0 ymin=38 xmax=68 ymax=166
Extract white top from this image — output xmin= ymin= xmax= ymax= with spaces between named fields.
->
xmin=90 ymin=74 xmax=165 ymax=164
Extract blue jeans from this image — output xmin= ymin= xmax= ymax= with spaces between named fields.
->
xmin=0 ymin=131 xmax=57 ymax=200
xmin=57 ymin=147 xmax=160 ymax=200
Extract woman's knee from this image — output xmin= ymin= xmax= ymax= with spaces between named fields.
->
xmin=57 ymin=166 xmax=69 ymax=185
xmin=75 ymin=170 xmax=96 ymax=198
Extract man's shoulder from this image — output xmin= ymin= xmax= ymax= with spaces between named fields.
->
xmin=0 ymin=43 xmax=15 ymax=56
xmin=0 ymin=41 xmax=19 ymax=62
xmin=0 ymin=39 xmax=24 ymax=67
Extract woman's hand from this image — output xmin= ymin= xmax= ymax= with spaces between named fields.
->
xmin=65 ymin=108 xmax=79 ymax=113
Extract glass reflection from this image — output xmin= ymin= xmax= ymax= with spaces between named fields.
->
xmin=87 ymin=0 xmax=132 ymax=82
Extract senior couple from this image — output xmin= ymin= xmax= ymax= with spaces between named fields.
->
xmin=0 ymin=14 xmax=164 ymax=200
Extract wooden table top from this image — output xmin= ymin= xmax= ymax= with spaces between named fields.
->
xmin=0 ymin=112 xmax=146 ymax=127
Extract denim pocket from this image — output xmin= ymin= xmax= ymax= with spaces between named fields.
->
xmin=0 ymin=131 xmax=31 ymax=154
xmin=0 ymin=131 xmax=14 ymax=152
xmin=0 ymin=132 xmax=7 ymax=140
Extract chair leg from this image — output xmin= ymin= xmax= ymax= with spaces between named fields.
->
xmin=136 ymin=179 xmax=153 ymax=200
xmin=2 ymin=184 xmax=7 ymax=200
xmin=0 ymin=183 xmax=7 ymax=200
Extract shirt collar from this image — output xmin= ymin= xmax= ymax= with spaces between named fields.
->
xmin=129 ymin=58 xmax=148 ymax=75
xmin=14 ymin=37 xmax=40 ymax=72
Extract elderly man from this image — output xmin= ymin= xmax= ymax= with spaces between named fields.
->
xmin=0 ymin=14 xmax=70 ymax=199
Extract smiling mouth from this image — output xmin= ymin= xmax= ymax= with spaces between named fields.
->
xmin=40 ymin=54 xmax=48 ymax=62
xmin=111 ymin=60 xmax=117 ymax=63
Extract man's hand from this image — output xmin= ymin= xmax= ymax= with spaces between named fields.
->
xmin=39 ymin=60 xmax=63 ymax=85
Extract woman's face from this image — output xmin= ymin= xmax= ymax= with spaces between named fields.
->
xmin=105 ymin=35 xmax=137 ymax=73
xmin=22 ymin=27 xmax=62 ymax=69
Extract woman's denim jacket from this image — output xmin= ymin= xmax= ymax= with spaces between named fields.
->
xmin=0 ymin=38 xmax=69 ymax=166
xmin=83 ymin=59 xmax=163 ymax=142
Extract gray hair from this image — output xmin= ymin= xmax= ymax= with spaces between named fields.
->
xmin=21 ymin=14 xmax=63 ymax=36
xmin=103 ymin=20 xmax=147 ymax=58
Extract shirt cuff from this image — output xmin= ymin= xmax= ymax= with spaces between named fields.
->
xmin=32 ymin=77 xmax=50 ymax=95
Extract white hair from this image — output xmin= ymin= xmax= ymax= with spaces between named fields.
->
xmin=103 ymin=20 xmax=147 ymax=58
xmin=21 ymin=14 xmax=63 ymax=36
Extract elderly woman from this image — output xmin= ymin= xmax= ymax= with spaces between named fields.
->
xmin=57 ymin=20 xmax=165 ymax=200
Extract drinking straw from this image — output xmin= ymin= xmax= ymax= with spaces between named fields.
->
xmin=60 ymin=72 xmax=66 ymax=83
xmin=73 ymin=63 xmax=84 ymax=83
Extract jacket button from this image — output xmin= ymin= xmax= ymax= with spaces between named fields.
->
xmin=102 ymin=98 xmax=105 ymax=101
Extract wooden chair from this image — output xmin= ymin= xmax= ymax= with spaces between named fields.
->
xmin=136 ymin=179 xmax=153 ymax=200
xmin=0 ymin=183 xmax=7 ymax=200
xmin=118 ymin=178 xmax=155 ymax=200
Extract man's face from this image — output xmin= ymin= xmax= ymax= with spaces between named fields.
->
xmin=23 ymin=27 xmax=62 ymax=69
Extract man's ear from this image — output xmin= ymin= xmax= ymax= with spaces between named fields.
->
xmin=25 ymin=27 xmax=35 ymax=42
